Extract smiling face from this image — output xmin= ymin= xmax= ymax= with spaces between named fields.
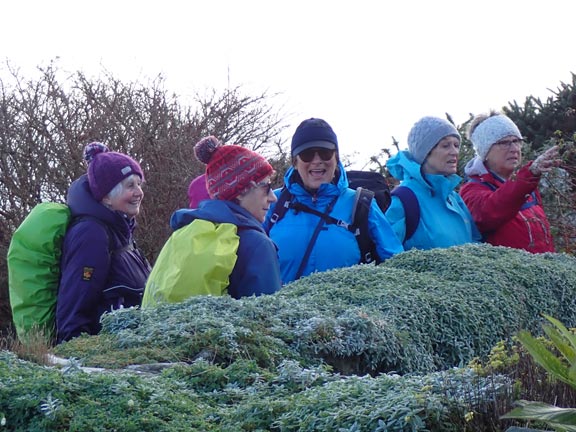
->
xmin=484 ymin=136 xmax=523 ymax=179
xmin=102 ymin=174 xmax=144 ymax=218
xmin=236 ymin=176 xmax=277 ymax=223
xmin=294 ymin=147 xmax=337 ymax=191
xmin=422 ymin=136 xmax=460 ymax=175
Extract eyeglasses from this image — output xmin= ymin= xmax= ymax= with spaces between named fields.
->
xmin=298 ymin=148 xmax=336 ymax=163
xmin=253 ymin=181 xmax=273 ymax=195
xmin=494 ymin=138 xmax=523 ymax=148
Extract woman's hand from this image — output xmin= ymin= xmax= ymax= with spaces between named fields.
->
xmin=530 ymin=146 xmax=561 ymax=176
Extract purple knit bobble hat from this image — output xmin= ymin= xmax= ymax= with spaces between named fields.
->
xmin=88 ymin=151 xmax=144 ymax=201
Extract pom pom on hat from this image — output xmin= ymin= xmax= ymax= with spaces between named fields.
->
xmin=407 ymin=116 xmax=460 ymax=164
xmin=194 ymin=136 xmax=274 ymax=201
xmin=194 ymin=136 xmax=223 ymax=164
xmin=470 ymin=114 xmax=522 ymax=160
xmin=83 ymin=142 xmax=109 ymax=164
xmin=291 ymin=118 xmax=338 ymax=157
xmin=88 ymin=152 xmax=144 ymax=202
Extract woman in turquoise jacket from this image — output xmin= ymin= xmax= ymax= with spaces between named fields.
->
xmin=385 ymin=116 xmax=481 ymax=250
xmin=265 ymin=118 xmax=403 ymax=284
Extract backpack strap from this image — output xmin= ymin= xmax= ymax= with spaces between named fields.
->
xmin=267 ymin=187 xmax=351 ymax=231
xmin=467 ymin=177 xmax=539 ymax=211
xmin=289 ymin=201 xmax=351 ymax=229
xmin=268 ymin=186 xmax=378 ymax=265
xmin=466 ymin=177 xmax=497 ymax=191
xmin=350 ymin=187 xmax=379 ymax=264
xmin=391 ymin=186 xmax=420 ymax=242
xmin=68 ymin=216 xmax=132 ymax=255
xmin=294 ymin=195 xmax=339 ymax=280
xmin=291 ymin=197 xmax=379 ymax=264
xmin=264 ymin=187 xmax=291 ymax=234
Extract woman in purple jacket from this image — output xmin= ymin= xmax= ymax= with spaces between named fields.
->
xmin=56 ymin=148 xmax=151 ymax=343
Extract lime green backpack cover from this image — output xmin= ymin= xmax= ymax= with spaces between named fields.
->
xmin=142 ymin=219 xmax=240 ymax=308
xmin=8 ymin=202 xmax=71 ymax=342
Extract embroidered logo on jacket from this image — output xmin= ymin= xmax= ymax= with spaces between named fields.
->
xmin=82 ymin=267 xmax=95 ymax=281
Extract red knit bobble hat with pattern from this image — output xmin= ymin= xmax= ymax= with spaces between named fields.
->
xmin=194 ymin=136 xmax=274 ymax=201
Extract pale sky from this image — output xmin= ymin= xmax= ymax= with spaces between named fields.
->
xmin=3 ymin=0 xmax=576 ymax=168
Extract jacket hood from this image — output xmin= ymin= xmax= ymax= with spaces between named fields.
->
xmin=464 ymin=156 xmax=489 ymax=177
xmin=67 ymin=174 xmax=135 ymax=235
xmin=170 ymin=199 xmax=266 ymax=233
xmin=387 ymin=151 xmax=423 ymax=182
xmin=388 ymin=150 xmax=462 ymax=196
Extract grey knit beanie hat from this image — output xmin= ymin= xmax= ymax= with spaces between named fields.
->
xmin=407 ymin=116 xmax=460 ymax=164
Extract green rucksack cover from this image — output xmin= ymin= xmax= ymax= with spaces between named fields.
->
xmin=7 ymin=202 xmax=71 ymax=342
xmin=142 ymin=219 xmax=240 ymax=308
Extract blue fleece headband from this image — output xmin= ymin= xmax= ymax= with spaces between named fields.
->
xmin=470 ymin=115 xmax=522 ymax=160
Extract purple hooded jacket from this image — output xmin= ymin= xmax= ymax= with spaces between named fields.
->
xmin=56 ymin=175 xmax=151 ymax=343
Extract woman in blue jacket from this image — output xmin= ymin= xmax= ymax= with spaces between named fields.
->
xmin=385 ymin=116 xmax=481 ymax=250
xmin=265 ymin=118 xmax=403 ymax=284
xmin=145 ymin=136 xmax=282 ymax=302
xmin=56 ymin=148 xmax=151 ymax=343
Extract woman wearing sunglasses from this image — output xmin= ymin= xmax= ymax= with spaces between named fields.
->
xmin=144 ymin=136 xmax=282 ymax=303
xmin=385 ymin=116 xmax=481 ymax=250
xmin=460 ymin=112 xmax=561 ymax=253
xmin=265 ymin=118 xmax=403 ymax=284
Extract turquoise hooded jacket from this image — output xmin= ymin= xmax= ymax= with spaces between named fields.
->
xmin=265 ymin=162 xmax=403 ymax=284
xmin=386 ymin=151 xmax=481 ymax=250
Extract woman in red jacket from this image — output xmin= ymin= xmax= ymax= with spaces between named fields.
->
xmin=460 ymin=112 xmax=561 ymax=253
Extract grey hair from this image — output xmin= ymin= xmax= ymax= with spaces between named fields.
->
xmin=104 ymin=174 xmax=140 ymax=201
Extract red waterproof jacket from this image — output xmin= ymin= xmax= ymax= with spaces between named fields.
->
xmin=460 ymin=162 xmax=555 ymax=253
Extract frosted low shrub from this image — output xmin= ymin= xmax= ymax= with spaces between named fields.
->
xmin=8 ymin=244 xmax=576 ymax=430
xmin=56 ymin=244 xmax=576 ymax=376
xmin=0 ymin=350 xmax=510 ymax=431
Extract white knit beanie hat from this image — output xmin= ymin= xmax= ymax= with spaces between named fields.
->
xmin=470 ymin=115 xmax=522 ymax=160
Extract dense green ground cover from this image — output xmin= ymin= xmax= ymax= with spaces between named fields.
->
xmin=0 ymin=351 xmax=510 ymax=431
xmin=1 ymin=244 xmax=575 ymax=431
xmin=58 ymin=244 xmax=576 ymax=375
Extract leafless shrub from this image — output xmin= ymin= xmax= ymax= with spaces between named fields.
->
xmin=0 ymin=60 xmax=289 ymax=334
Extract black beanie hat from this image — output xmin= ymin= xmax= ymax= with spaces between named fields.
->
xmin=291 ymin=118 xmax=338 ymax=158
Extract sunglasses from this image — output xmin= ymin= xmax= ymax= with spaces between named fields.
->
xmin=253 ymin=181 xmax=273 ymax=195
xmin=298 ymin=147 xmax=336 ymax=163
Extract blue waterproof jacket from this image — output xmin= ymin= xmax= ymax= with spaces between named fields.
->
xmin=56 ymin=175 xmax=151 ymax=343
xmin=386 ymin=151 xmax=481 ymax=250
xmin=171 ymin=199 xmax=282 ymax=298
xmin=265 ymin=163 xmax=403 ymax=284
